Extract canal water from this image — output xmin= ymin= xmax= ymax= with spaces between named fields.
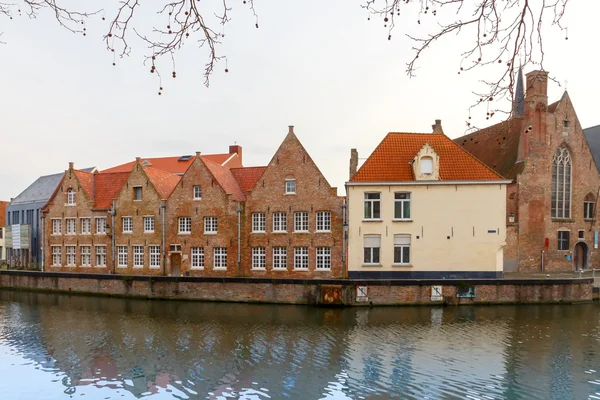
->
xmin=1 ymin=291 xmax=600 ymax=400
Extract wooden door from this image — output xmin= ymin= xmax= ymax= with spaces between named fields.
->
xmin=170 ymin=253 xmax=181 ymax=277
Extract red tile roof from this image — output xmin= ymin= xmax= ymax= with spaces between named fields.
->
xmin=0 ymin=201 xmax=8 ymax=226
xmin=351 ymin=132 xmax=503 ymax=182
xmin=231 ymin=166 xmax=267 ymax=195
xmin=101 ymin=153 xmax=241 ymax=174
xmin=74 ymin=170 xmax=94 ymax=200
xmin=93 ymin=172 xmax=130 ymax=209
xmin=204 ymin=159 xmax=245 ymax=201
xmin=142 ymin=166 xmax=182 ymax=199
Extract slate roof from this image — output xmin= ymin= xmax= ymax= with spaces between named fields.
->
xmin=231 ymin=166 xmax=267 ymax=196
xmin=10 ymin=168 xmax=96 ymax=206
xmin=351 ymin=132 xmax=503 ymax=182
xmin=142 ymin=166 xmax=182 ymax=199
xmin=584 ymin=124 xmax=600 ymax=173
xmin=102 ymin=153 xmax=242 ymax=174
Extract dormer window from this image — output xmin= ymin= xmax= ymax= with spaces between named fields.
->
xmin=67 ymin=189 xmax=75 ymax=205
xmin=421 ymin=157 xmax=433 ymax=175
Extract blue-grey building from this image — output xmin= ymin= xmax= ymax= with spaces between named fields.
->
xmin=6 ymin=168 xmax=95 ymax=269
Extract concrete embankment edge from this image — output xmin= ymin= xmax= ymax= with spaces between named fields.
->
xmin=0 ymin=270 xmax=593 ymax=306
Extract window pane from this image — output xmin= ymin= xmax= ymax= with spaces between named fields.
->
xmin=373 ymin=201 xmax=380 ymax=218
xmin=393 ymin=247 xmax=401 ymax=264
xmin=403 ymin=201 xmax=411 ymax=219
xmin=403 ymin=246 xmax=410 ymax=264
xmin=373 ymin=248 xmax=380 ymax=264
xmin=364 ymin=248 xmax=371 ymax=264
xmin=394 ymin=202 xmax=402 ymax=219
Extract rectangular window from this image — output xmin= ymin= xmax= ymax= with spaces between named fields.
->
xmin=66 ymin=218 xmax=76 ymax=235
xmin=191 ymin=247 xmax=204 ymax=269
xmin=66 ymin=246 xmax=76 ymax=266
xmin=364 ymin=235 xmax=381 ymax=264
xmin=252 ymin=247 xmax=266 ymax=269
xmin=394 ymin=193 xmax=411 ymax=219
xmin=96 ymin=217 xmax=106 ymax=234
xmin=80 ymin=245 xmax=91 ymax=267
xmin=122 ymin=217 xmax=133 ymax=233
xmin=294 ymin=247 xmax=309 ymax=270
xmin=273 ymin=247 xmax=287 ymax=270
xmin=193 ymin=185 xmax=202 ymax=200
xmin=178 ymin=217 xmax=192 ymax=234
xmin=149 ymin=246 xmax=160 ymax=268
xmin=144 ymin=216 xmax=155 ymax=233
xmin=285 ymin=179 xmax=296 ymax=194
xmin=133 ymin=186 xmax=142 ymax=201
xmin=294 ymin=212 xmax=309 ymax=232
xmin=133 ymin=246 xmax=144 ymax=268
xmin=214 ymin=247 xmax=227 ymax=269
xmin=67 ymin=189 xmax=75 ymax=205
xmin=81 ymin=218 xmax=91 ymax=235
xmin=316 ymin=211 xmax=331 ymax=232
xmin=95 ymin=246 xmax=107 ymax=267
xmin=585 ymin=202 xmax=594 ymax=220
xmin=273 ymin=212 xmax=287 ymax=232
xmin=252 ymin=213 xmax=266 ymax=232
xmin=364 ymin=193 xmax=381 ymax=219
xmin=52 ymin=246 xmax=62 ymax=266
xmin=316 ymin=247 xmax=331 ymax=270
xmin=52 ymin=219 xmax=62 ymax=235
xmin=205 ymin=217 xmax=218 ymax=234
xmin=558 ymin=231 xmax=570 ymax=251
xmin=579 ymin=230 xmax=585 ymax=239
xmin=393 ymin=235 xmax=411 ymax=265
xmin=118 ymin=246 xmax=128 ymax=267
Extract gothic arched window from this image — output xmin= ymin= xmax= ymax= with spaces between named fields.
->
xmin=551 ymin=147 xmax=571 ymax=218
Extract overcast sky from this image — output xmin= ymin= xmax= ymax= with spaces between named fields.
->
xmin=0 ymin=0 xmax=596 ymax=201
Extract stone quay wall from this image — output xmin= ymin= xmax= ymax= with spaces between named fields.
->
xmin=0 ymin=270 xmax=592 ymax=306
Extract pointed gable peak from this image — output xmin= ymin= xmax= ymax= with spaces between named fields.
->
xmin=513 ymin=66 xmax=525 ymax=117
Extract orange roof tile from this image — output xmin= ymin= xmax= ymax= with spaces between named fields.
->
xmin=231 ymin=166 xmax=267 ymax=195
xmin=93 ymin=172 xmax=129 ymax=209
xmin=0 ymin=201 xmax=8 ymax=226
xmin=102 ymin=153 xmax=240 ymax=174
xmin=351 ymin=132 xmax=503 ymax=182
xmin=74 ymin=170 xmax=94 ymax=200
xmin=204 ymin=159 xmax=245 ymax=201
xmin=142 ymin=166 xmax=181 ymax=199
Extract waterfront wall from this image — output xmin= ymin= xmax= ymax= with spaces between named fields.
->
xmin=0 ymin=270 xmax=592 ymax=306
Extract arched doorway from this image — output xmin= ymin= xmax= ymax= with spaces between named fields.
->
xmin=573 ymin=242 xmax=589 ymax=270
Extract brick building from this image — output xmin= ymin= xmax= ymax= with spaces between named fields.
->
xmin=455 ymin=70 xmax=600 ymax=272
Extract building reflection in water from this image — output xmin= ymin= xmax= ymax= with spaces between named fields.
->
xmin=1 ymin=291 xmax=600 ymax=399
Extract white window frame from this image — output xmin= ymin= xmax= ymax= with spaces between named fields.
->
xmin=316 ymin=247 xmax=331 ymax=270
xmin=117 ymin=246 xmax=128 ymax=267
xmin=294 ymin=247 xmax=309 ymax=270
xmin=191 ymin=247 xmax=204 ymax=269
xmin=364 ymin=193 xmax=381 ymax=220
xmin=558 ymin=230 xmax=570 ymax=251
xmin=133 ymin=246 xmax=144 ymax=268
xmin=204 ymin=216 xmax=218 ymax=234
xmin=66 ymin=218 xmax=76 ymax=235
xmin=67 ymin=188 xmax=75 ymax=205
xmin=144 ymin=216 xmax=155 ymax=233
xmin=214 ymin=247 xmax=227 ymax=269
xmin=273 ymin=247 xmax=287 ymax=270
xmin=149 ymin=246 xmax=161 ymax=268
xmin=193 ymin=185 xmax=202 ymax=200
xmin=316 ymin=211 xmax=331 ymax=232
xmin=252 ymin=247 xmax=266 ymax=270
xmin=51 ymin=246 xmax=62 ymax=266
xmin=178 ymin=217 xmax=192 ymax=234
xmin=252 ymin=213 xmax=266 ymax=233
xmin=95 ymin=245 xmax=107 ymax=267
xmin=52 ymin=219 xmax=62 ymax=235
xmin=66 ymin=245 xmax=76 ymax=267
xmin=584 ymin=201 xmax=594 ymax=220
xmin=96 ymin=217 xmax=107 ymax=235
xmin=272 ymin=212 xmax=287 ymax=232
xmin=81 ymin=218 xmax=91 ymax=235
xmin=394 ymin=192 xmax=411 ymax=220
xmin=122 ymin=217 xmax=133 ymax=233
xmin=133 ymin=186 xmax=142 ymax=201
xmin=80 ymin=245 xmax=91 ymax=267
xmin=364 ymin=235 xmax=381 ymax=265
xmin=393 ymin=235 xmax=411 ymax=265
xmin=294 ymin=212 xmax=309 ymax=232
xmin=285 ymin=179 xmax=296 ymax=194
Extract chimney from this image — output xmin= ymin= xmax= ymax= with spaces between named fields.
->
xmin=349 ymin=148 xmax=358 ymax=179
xmin=68 ymin=162 xmax=74 ymax=170
xmin=135 ymin=157 xmax=141 ymax=162
xmin=288 ymin=125 xmax=294 ymax=134
xmin=229 ymin=145 xmax=242 ymax=163
xmin=525 ymin=70 xmax=548 ymax=108
xmin=195 ymin=151 xmax=201 ymax=158
xmin=431 ymin=119 xmax=444 ymax=134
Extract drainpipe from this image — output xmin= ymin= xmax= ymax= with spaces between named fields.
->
xmin=342 ymin=199 xmax=347 ymax=278
xmin=161 ymin=203 xmax=166 ymax=276
xmin=541 ymin=250 xmax=545 ymax=272
xmin=40 ymin=215 xmax=45 ymax=271
xmin=110 ymin=200 xmax=116 ymax=274
xmin=237 ymin=202 xmax=241 ymax=276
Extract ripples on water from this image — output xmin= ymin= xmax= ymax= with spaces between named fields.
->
xmin=1 ymin=291 xmax=600 ymax=399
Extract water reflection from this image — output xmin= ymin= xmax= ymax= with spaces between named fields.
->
xmin=1 ymin=291 xmax=600 ymax=399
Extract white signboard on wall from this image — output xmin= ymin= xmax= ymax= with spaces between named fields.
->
xmin=431 ymin=286 xmax=443 ymax=301
xmin=12 ymin=224 xmax=20 ymax=250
